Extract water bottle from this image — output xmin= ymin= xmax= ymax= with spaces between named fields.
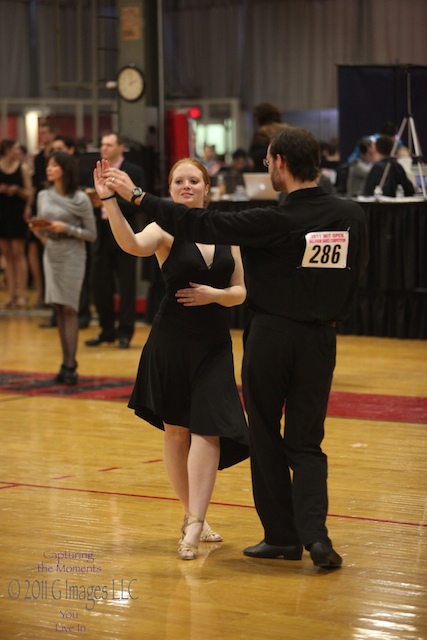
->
xmin=395 ymin=184 xmax=404 ymax=198
xmin=216 ymin=174 xmax=226 ymax=199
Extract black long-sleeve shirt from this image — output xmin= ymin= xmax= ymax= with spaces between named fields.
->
xmin=140 ymin=186 xmax=368 ymax=323
xmin=364 ymin=158 xmax=415 ymax=197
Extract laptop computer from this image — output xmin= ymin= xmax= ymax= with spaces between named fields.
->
xmin=243 ymin=173 xmax=279 ymax=200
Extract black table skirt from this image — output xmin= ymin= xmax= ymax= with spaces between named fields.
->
xmin=338 ymin=200 xmax=427 ymax=339
xmin=211 ymin=199 xmax=427 ymax=339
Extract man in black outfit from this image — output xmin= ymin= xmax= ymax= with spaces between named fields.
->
xmin=363 ymin=135 xmax=415 ymax=197
xmin=104 ymin=126 xmax=368 ymax=569
xmin=85 ymin=132 xmax=145 ymax=349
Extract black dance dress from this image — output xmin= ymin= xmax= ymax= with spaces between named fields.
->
xmin=128 ymin=239 xmax=249 ymax=470
xmin=0 ymin=164 xmax=27 ymax=239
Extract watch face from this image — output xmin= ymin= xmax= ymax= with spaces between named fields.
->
xmin=131 ymin=187 xmax=143 ymax=203
xmin=117 ymin=66 xmax=145 ymax=102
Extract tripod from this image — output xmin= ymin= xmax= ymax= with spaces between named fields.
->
xmin=379 ymin=67 xmax=426 ymax=198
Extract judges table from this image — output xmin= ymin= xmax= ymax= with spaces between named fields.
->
xmin=208 ymin=198 xmax=427 ymax=339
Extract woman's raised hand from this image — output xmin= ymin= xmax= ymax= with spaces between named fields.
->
xmin=94 ymin=159 xmax=141 ymax=203
xmin=93 ymin=159 xmax=114 ymax=200
xmin=103 ymin=163 xmax=139 ymax=202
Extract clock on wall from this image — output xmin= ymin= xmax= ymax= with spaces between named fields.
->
xmin=116 ymin=64 xmax=145 ymax=102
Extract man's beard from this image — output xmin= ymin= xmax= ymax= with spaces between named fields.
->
xmin=270 ymin=170 xmax=281 ymax=192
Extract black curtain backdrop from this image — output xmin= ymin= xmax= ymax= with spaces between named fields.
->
xmin=338 ymin=65 xmax=427 ymax=163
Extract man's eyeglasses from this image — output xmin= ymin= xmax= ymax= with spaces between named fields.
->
xmin=262 ymin=158 xmax=270 ymax=168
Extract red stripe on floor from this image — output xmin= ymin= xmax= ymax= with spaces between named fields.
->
xmin=0 ymin=370 xmax=426 ymax=424
xmin=1 ymin=480 xmax=426 ymax=528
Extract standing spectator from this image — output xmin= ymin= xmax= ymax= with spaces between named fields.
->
xmin=51 ymin=135 xmax=92 ymax=328
xmin=32 ymin=122 xmax=59 ymax=324
xmin=17 ymin=144 xmax=44 ymax=307
xmin=32 ymin=122 xmax=58 ymax=192
xmin=200 ymin=143 xmax=222 ymax=177
xmin=30 ymin=151 xmax=96 ymax=385
xmin=0 ymin=139 xmax=33 ymax=309
xmin=85 ymin=132 xmax=145 ymax=349
xmin=52 ymin=136 xmax=78 ymax=157
xmin=249 ymin=102 xmax=287 ymax=172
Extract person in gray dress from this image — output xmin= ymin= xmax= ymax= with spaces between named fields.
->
xmin=30 ymin=151 xmax=96 ymax=385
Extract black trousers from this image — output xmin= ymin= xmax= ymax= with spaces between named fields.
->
xmin=242 ymin=313 xmax=336 ymax=548
xmin=91 ymin=221 xmax=136 ymax=341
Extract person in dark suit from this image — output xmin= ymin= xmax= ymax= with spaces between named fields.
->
xmin=85 ymin=132 xmax=145 ymax=349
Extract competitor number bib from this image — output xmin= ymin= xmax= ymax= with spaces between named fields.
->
xmin=301 ymin=231 xmax=349 ymax=269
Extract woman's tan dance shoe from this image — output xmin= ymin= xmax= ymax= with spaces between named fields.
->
xmin=200 ymin=525 xmax=223 ymax=543
xmin=178 ymin=514 xmax=203 ymax=560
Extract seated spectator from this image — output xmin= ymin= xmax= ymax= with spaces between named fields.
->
xmin=346 ymin=138 xmax=374 ymax=196
xmin=320 ymin=138 xmax=340 ymax=169
xmin=318 ymin=172 xmax=335 ymax=194
xmin=225 ymin=148 xmax=250 ymax=174
xmin=363 ymin=136 xmax=415 ymax=197
xmin=279 ymin=170 xmax=335 ymax=205
xmin=319 ymin=137 xmax=341 ymax=188
xmin=200 ymin=144 xmax=222 ymax=177
xmin=218 ymin=148 xmax=250 ymax=194
xmin=347 ymin=121 xmax=402 ymax=163
xmin=396 ymin=146 xmax=417 ymax=189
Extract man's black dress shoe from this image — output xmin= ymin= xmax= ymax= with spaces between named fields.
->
xmin=243 ymin=540 xmax=303 ymax=560
xmin=118 ymin=337 xmax=130 ymax=349
xmin=308 ymin=542 xmax=342 ymax=569
xmin=85 ymin=335 xmax=115 ymax=347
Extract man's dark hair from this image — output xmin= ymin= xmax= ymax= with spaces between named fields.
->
xmin=232 ymin=148 xmax=248 ymax=160
xmin=253 ymin=102 xmax=282 ymax=126
xmin=40 ymin=121 xmax=58 ymax=134
xmin=375 ymin=135 xmax=394 ymax=156
xmin=55 ymin=135 xmax=76 ymax=150
xmin=379 ymin=121 xmax=398 ymax=137
xmin=269 ymin=126 xmax=320 ymax=181
xmin=101 ymin=131 xmax=127 ymax=146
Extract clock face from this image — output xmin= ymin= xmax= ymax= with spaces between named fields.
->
xmin=117 ymin=66 xmax=145 ymax=102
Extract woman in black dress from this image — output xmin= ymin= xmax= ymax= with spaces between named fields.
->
xmin=0 ymin=139 xmax=33 ymax=308
xmin=93 ymin=157 xmax=249 ymax=560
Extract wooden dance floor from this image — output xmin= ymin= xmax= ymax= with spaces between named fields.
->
xmin=0 ymin=300 xmax=426 ymax=640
